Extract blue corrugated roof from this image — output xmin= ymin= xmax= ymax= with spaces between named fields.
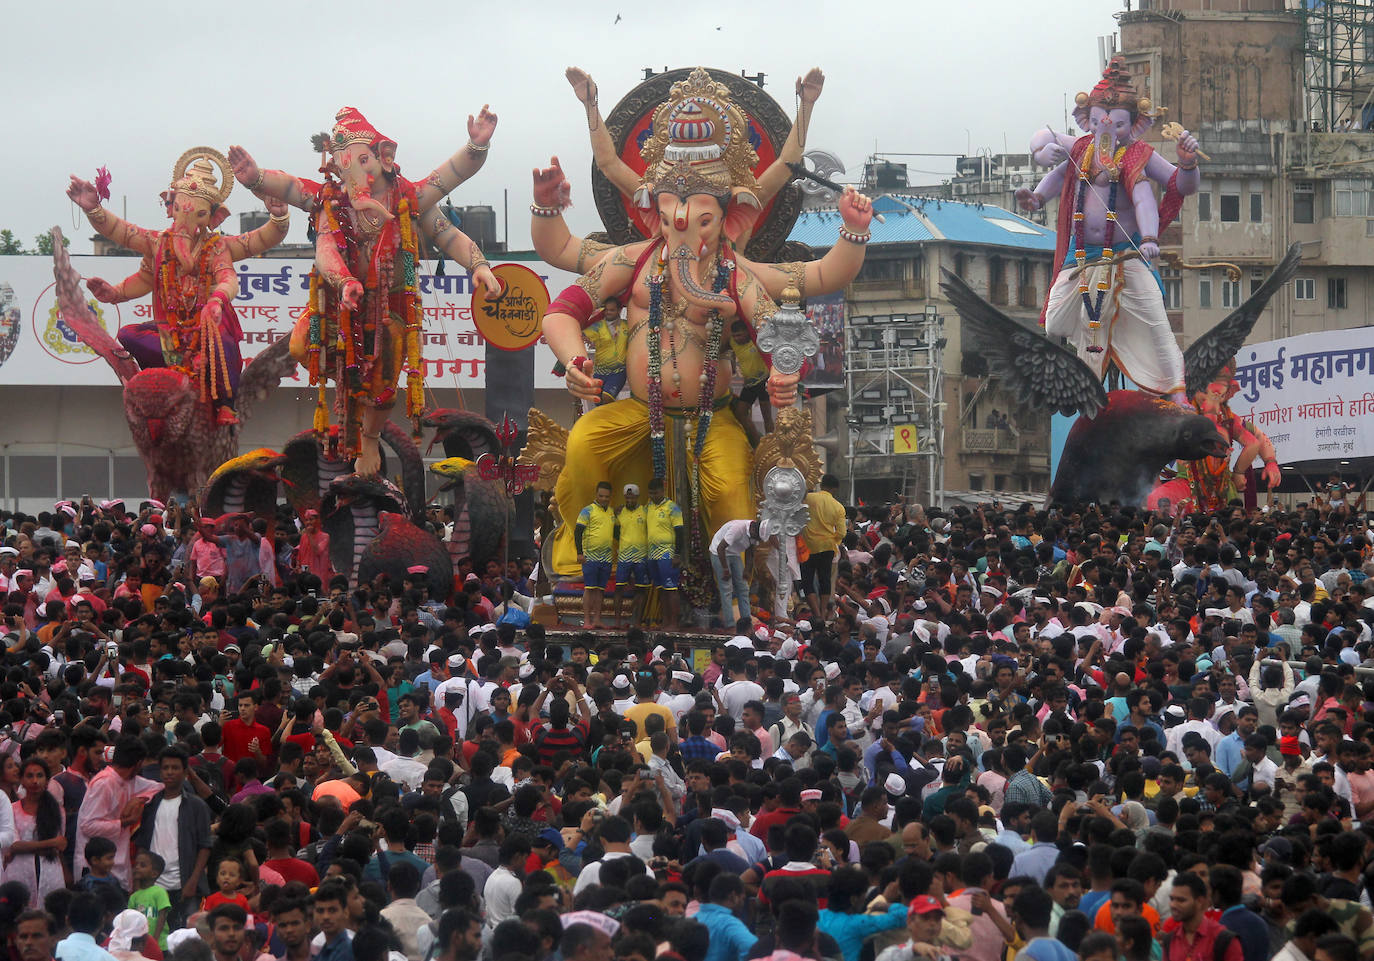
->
xmin=787 ymin=194 xmax=1055 ymax=252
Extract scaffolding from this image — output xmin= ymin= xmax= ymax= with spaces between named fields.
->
xmin=1303 ymin=0 xmax=1374 ymax=131
xmin=843 ymin=306 xmax=945 ymax=507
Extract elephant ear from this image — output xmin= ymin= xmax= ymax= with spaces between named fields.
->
xmin=629 ymin=186 xmax=657 ymax=238
xmin=1131 ymin=115 xmax=1155 ymax=141
xmin=1073 ymin=105 xmax=1093 ymax=133
xmin=723 ymin=188 xmax=763 ymax=245
xmin=377 ymin=143 xmax=397 ymax=175
xmin=209 ymin=206 xmax=231 ymax=230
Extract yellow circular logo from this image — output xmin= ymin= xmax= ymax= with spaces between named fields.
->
xmin=471 ymin=263 xmax=550 ymax=352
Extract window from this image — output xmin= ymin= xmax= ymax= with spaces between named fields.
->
xmin=1197 ymin=191 xmax=1212 ymax=222
xmin=1294 ymin=182 xmax=1315 ymax=224
xmin=1220 ymin=193 xmax=1241 ymax=222
xmin=994 ymin=474 xmax=1009 ymax=492
xmin=954 ymin=252 xmax=969 ymax=279
xmin=968 ymin=474 xmax=985 ymax=492
xmin=1222 ymin=277 xmax=1242 ymax=308
xmin=857 ymin=258 xmax=902 ymax=282
xmin=989 ymin=257 xmax=1007 ymax=305
xmin=1199 ymin=270 xmax=1213 ymax=309
xmin=1334 ymin=179 xmax=1373 ymax=217
xmin=1328 ymin=276 xmax=1348 ymax=309
xmin=1250 ymin=192 xmax=1264 ymax=222
xmin=1251 ymin=268 xmax=1265 ymax=297
xmin=1161 ymin=267 xmax=1182 ymax=309
xmin=1294 ymin=277 xmax=1315 ymax=300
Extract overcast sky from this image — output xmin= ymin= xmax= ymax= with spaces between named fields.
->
xmin=10 ymin=0 xmax=1119 ymax=253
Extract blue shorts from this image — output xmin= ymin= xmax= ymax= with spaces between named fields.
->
xmin=599 ymin=368 xmax=627 ymax=401
xmin=582 ymin=560 xmax=612 ymax=590
xmin=616 ymin=560 xmax=650 ymax=588
xmin=648 ymin=556 xmax=679 ymax=589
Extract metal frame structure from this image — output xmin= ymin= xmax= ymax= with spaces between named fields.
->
xmin=1303 ymin=0 xmax=1374 ymax=132
xmin=844 ymin=305 xmax=945 ymax=507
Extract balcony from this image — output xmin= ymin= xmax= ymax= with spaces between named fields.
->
xmin=962 ymin=428 xmax=1019 ymax=453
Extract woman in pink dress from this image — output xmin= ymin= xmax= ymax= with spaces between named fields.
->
xmin=3 ymin=758 xmax=66 ymax=906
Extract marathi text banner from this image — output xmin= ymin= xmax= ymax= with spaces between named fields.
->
xmin=1233 ymin=327 xmax=1374 ymax=464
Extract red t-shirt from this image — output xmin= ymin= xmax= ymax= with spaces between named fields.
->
xmin=221 ymin=718 xmax=273 ymax=765
xmin=263 ymin=857 xmax=319 ymax=887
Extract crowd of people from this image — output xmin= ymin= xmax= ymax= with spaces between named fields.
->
xmin=0 ymin=488 xmax=1369 ymax=961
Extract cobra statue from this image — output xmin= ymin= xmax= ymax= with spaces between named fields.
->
xmin=281 ymin=422 xmax=428 ymax=524
xmin=318 ymin=473 xmax=411 ymax=589
xmin=421 ymin=409 xmax=513 ymax=576
xmin=202 ymin=449 xmax=287 ymax=518
xmin=49 ymin=227 xmax=297 ymax=502
xmin=358 ymin=511 xmax=455 ymax=602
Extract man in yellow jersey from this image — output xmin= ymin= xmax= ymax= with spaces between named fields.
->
xmin=729 ymin=319 xmax=773 ymax=441
xmin=584 ymin=295 xmax=629 ymax=404
xmin=575 ymin=481 xmax=619 ymax=629
xmin=614 ymin=483 xmax=649 ymax=628
xmin=800 ymin=473 xmax=847 ymax=620
xmin=645 ymin=476 xmax=686 ymax=630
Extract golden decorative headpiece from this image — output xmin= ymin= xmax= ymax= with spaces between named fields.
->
xmin=169 ymin=147 xmax=233 ymax=207
xmin=635 ymin=67 xmax=760 ymax=207
xmin=1074 ymin=56 xmax=1153 ymax=119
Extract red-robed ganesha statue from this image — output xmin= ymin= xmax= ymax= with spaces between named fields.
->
xmin=228 ymin=106 xmax=501 ymax=476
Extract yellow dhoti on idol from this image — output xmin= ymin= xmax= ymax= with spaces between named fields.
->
xmin=551 ymin=396 xmax=755 ymax=577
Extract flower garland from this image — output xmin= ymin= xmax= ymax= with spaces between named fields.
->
xmin=153 ymin=231 xmax=226 ymax=403
xmin=646 ymin=245 xmax=732 ymax=613
xmin=1073 ymin=144 xmax=1126 ymax=354
xmin=304 ymin=176 xmax=423 ymax=454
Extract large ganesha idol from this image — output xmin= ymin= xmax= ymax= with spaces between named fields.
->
xmin=68 ymin=148 xmax=291 ymax=426
xmin=1019 ymin=56 xmax=1200 ymax=406
xmin=528 ymin=67 xmax=874 ymax=582
xmin=939 ymin=55 xmax=1302 ymax=507
xmin=227 ymin=105 xmax=502 ymax=477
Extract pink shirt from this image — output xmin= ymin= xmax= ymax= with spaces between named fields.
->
xmin=190 ymin=537 xmax=226 ymax=578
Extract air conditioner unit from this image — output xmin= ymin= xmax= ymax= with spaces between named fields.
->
xmin=952 ymin=184 xmax=968 ymax=197
xmin=1009 ymin=174 xmax=1025 ymax=188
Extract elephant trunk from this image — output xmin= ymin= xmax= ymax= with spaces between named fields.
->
xmin=669 ymin=243 xmax=736 ymax=319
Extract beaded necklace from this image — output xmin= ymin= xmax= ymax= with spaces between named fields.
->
xmin=1072 ymin=144 xmax=1127 ymax=354
xmin=645 ymin=246 xmax=731 ymax=478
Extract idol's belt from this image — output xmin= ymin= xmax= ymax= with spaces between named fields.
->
xmin=628 ymin=393 xmax=732 ymax=418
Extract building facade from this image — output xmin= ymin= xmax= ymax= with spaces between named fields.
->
xmin=788 ymin=196 xmax=1056 ymax=505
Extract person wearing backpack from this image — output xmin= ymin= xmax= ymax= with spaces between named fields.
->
xmin=1162 ymin=873 xmax=1242 ymax=961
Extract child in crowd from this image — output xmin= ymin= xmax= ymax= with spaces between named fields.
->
xmin=77 ymin=837 xmax=127 ymax=900
xmin=201 ymin=855 xmax=251 ymax=913
xmin=128 ymin=851 xmax=171 ymax=949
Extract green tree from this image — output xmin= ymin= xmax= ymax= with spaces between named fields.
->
xmin=31 ymin=232 xmax=68 ymax=257
xmin=0 ymin=230 xmax=23 ymax=255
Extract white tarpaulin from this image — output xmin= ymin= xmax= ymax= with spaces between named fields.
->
xmin=1233 ymin=326 xmax=1374 ymax=465
xmin=0 ymin=253 xmax=575 ymax=389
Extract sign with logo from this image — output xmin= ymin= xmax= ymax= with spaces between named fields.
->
xmin=471 ymin=263 xmax=550 ymax=352
xmin=0 ymin=254 xmax=574 ymax=388
xmin=893 ymin=424 xmax=922 ymax=454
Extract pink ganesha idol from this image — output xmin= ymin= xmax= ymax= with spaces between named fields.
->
xmin=1019 ymin=56 xmax=1201 ymax=407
